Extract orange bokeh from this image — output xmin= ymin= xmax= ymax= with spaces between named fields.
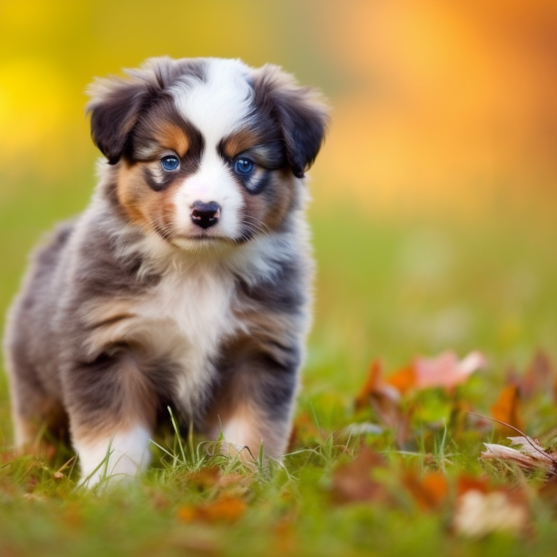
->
xmin=0 ymin=0 xmax=556 ymax=217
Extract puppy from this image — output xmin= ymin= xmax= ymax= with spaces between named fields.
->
xmin=3 ymin=57 xmax=328 ymax=486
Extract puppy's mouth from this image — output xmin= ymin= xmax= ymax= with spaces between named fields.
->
xmin=169 ymin=235 xmax=238 ymax=253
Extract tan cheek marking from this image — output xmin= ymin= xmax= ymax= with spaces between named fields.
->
xmin=262 ymin=170 xmax=296 ymax=230
xmin=117 ymin=164 xmax=154 ymax=227
xmin=117 ymin=163 xmax=180 ymax=235
xmin=242 ymin=191 xmax=268 ymax=233
xmin=241 ymin=170 xmax=296 ymax=233
xmin=154 ymin=123 xmax=189 ymax=157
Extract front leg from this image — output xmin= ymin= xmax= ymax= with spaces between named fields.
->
xmin=205 ymin=337 xmax=301 ymax=463
xmin=63 ymin=351 xmax=158 ymax=487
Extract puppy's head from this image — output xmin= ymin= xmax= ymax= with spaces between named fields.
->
xmin=87 ymin=57 xmax=328 ymax=250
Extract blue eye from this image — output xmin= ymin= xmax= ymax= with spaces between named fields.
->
xmin=161 ymin=155 xmax=180 ymax=171
xmin=234 ymin=157 xmax=255 ymax=175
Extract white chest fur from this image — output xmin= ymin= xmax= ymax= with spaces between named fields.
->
xmin=136 ymin=264 xmax=238 ymax=413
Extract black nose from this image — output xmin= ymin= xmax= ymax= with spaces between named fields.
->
xmin=191 ymin=200 xmax=221 ymax=229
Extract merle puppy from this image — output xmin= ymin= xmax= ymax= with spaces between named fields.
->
xmin=4 ymin=56 xmax=328 ymax=486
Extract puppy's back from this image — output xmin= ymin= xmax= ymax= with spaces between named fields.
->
xmin=4 ymin=220 xmax=76 ymax=442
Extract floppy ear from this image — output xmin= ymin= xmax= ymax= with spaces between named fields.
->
xmin=87 ymin=57 xmax=208 ymax=164
xmin=253 ymin=65 xmax=330 ymax=178
xmin=86 ymin=74 xmax=160 ymax=164
xmin=87 ymin=57 xmax=183 ymax=164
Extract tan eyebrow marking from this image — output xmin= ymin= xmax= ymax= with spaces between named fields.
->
xmin=153 ymin=123 xmax=190 ymax=157
xmin=222 ymin=129 xmax=262 ymax=158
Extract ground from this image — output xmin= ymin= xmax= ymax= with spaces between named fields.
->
xmin=1 ymin=177 xmax=557 ymax=556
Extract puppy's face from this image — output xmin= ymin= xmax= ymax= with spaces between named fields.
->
xmin=88 ymin=58 xmax=328 ymax=250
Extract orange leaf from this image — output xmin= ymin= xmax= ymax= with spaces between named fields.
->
xmin=354 ymin=359 xmax=383 ymax=411
xmin=490 ymin=384 xmax=524 ymax=433
xmin=201 ymin=495 xmax=247 ymax=522
xmin=403 ymin=470 xmax=448 ymax=511
xmin=354 ymin=359 xmax=413 ymax=447
xmin=177 ymin=494 xmax=247 ymax=524
xmin=385 ymin=365 xmax=416 ymax=394
xmin=177 ymin=506 xmax=197 ymax=523
xmin=457 ymin=474 xmax=491 ymax=496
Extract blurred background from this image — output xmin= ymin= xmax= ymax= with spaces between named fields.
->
xmin=1 ymin=0 xmax=556 ymax=438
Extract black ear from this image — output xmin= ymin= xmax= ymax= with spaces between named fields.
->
xmin=253 ymin=65 xmax=330 ymax=178
xmin=86 ymin=59 xmax=176 ymax=164
xmin=86 ymin=79 xmax=150 ymax=164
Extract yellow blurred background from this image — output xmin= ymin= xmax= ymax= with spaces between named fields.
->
xmin=1 ymin=0 xmax=556 ymax=218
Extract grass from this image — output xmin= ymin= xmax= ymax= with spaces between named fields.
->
xmin=1 ymin=170 xmax=557 ymax=556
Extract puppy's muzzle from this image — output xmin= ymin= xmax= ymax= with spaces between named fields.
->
xmin=191 ymin=200 xmax=221 ymax=229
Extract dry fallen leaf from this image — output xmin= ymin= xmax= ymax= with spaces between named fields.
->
xmin=354 ymin=360 xmax=412 ymax=447
xmin=384 ymin=351 xmax=486 ymax=394
xmin=355 ymin=360 xmax=400 ymax=411
xmin=287 ymin=412 xmax=322 ymax=451
xmin=481 ymin=436 xmax=557 ymax=475
xmin=453 ymin=474 xmax=529 ymax=538
xmin=453 ymin=489 xmax=528 ymax=538
xmin=415 ymin=351 xmax=486 ymax=392
xmin=384 ymin=364 xmax=415 ymax=395
xmin=331 ymin=447 xmax=390 ymax=505
xmin=490 ymin=384 xmax=524 ymax=433
xmin=177 ymin=494 xmax=248 ymax=523
xmin=187 ymin=467 xmax=221 ymax=489
xmin=402 ymin=470 xmax=448 ymax=511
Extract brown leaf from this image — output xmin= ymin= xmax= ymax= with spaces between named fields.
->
xmin=331 ymin=447 xmax=390 ymax=504
xmin=490 ymin=384 xmax=524 ymax=433
xmin=287 ymin=412 xmax=321 ymax=451
xmin=457 ymin=474 xmax=491 ymax=496
xmin=354 ymin=360 xmax=412 ymax=446
xmin=402 ymin=470 xmax=448 ymax=511
xmin=215 ymin=473 xmax=246 ymax=489
xmin=355 ymin=359 xmax=385 ymax=411
xmin=177 ymin=494 xmax=247 ymax=523
xmin=480 ymin=436 xmax=557 ymax=475
xmin=187 ymin=467 xmax=221 ymax=489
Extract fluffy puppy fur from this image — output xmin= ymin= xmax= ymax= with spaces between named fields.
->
xmin=4 ymin=57 xmax=328 ymax=486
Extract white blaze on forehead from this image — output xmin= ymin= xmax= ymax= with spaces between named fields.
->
xmin=170 ymin=59 xmax=253 ymax=240
xmin=171 ymin=58 xmax=254 ymax=145
xmin=173 ymin=149 xmax=244 ymax=238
